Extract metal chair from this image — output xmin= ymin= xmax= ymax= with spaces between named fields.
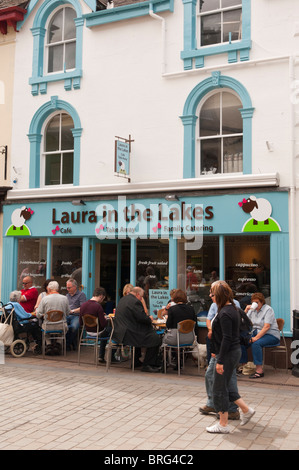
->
xmin=42 ymin=310 xmax=67 ymax=357
xmin=163 ymin=319 xmax=199 ymax=376
xmin=78 ymin=314 xmax=101 ymax=366
xmin=264 ymin=318 xmax=288 ymax=372
xmin=105 ymin=316 xmax=135 ymax=372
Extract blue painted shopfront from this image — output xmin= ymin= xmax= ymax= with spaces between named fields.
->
xmin=1 ymin=190 xmax=291 ymax=335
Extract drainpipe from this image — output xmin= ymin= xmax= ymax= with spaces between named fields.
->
xmin=149 ymin=3 xmax=166 ymax=74
xmin=289 ymin=55 xmax=298 ymax=314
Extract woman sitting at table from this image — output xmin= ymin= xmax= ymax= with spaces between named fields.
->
xmin=163 ymin=289 xmax=197 ymax=345
xmin=240 ymin=292 xmax=281 ymax=379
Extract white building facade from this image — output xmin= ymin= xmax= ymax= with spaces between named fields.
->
xmin=2 ymin=0 xmax=299 ymax=341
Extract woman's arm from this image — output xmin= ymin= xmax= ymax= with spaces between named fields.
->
xmin=251 ymin=323 xmax=270 ymax=342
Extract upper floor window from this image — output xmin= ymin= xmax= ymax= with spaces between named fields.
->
xmin=46 ymin=7 xmax=77 ymax=74
xmin=181 ymin=0 xmax=251 ymax=70
xmin=198 ymin=90 xmax=243 ymax=175
xmin=199 ymin=0 xmax=242 ymax=47
xmin=30 ymin=0 xmax=84 ymax=95
xmin=43 ymin=112 xmax=74 ymax=186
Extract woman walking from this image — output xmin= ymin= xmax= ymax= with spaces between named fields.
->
xmin=206 ymin=280 xmax=255 ymax=433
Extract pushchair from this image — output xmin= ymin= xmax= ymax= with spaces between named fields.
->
xmin=0 ymin=302 xmax=42 ymax=357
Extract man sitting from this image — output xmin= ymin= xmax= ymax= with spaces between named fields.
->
xmin=66 ymin=278 xmax=87 ymax=350
xmin=113 ymin=287 xmax=162 ymax=372
xmin=20 ymin=276 xmax=38 ymax=313
xmin=36 ymin=280 xmax=70 ymax=336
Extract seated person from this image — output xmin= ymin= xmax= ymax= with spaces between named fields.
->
xmin=20 ymin=276 xmax=38 ymax=313
xmin=36 ymin=281 xmax=70 ymax=335
xmin=7 ymin=290 xmax=42 ymax=352
xmin=66 ymin=278 xmax=87 ymax=350
xmin=240 ymin=292 xmax=280 ymax=378
xmin=163 ymin=289 xmax=197 ymax=346
xmin=112 ymin=287 xmax=162 ymax=372
xmin=79 ymin=287 xmax=113 ymax=362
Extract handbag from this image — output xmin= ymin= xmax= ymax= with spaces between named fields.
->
xmin=0 ymin=311 xmax=14 ymax=345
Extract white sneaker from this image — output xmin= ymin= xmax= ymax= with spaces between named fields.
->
xmin=206 ymin=422 xmax=232 ymax=434
xmin=240 ymin=407 xmax=255 ymax=426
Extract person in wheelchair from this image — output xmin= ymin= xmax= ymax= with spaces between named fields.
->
xmin=5 ymin=291 xmax=42 ymax=354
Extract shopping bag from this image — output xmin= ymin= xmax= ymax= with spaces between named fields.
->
xmin=0 ymin=312 xmax=14 ymax=345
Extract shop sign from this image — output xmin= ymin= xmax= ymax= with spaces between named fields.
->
xmin=4 ymin=192 xmax=287 ymax=239
xmin=114 ymin=135 xmax=133 ymax=182
xmin=239 ymin=196 xmax=281 ymax=232
xmin=149 ymin=289 xmax=170 ymax=316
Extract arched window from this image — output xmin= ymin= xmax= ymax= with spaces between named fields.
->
xmin=198 ymin=90 xmax=243 ymax=175
xmin=181 ymin=73 xmax=254 ymax=178
xmin=28 ymin=97 xmax=82 ymax=188
xmin=30 ymin=0 xmax=84 ymax=95
xmin=46 ymin=6 xmax=77 ymax=74
xmin=43 ymin=112 xmax=74 ymax=186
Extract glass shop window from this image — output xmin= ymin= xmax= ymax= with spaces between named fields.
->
xmin=177 ymin=236 xmax=219 ymax=316
xmin=136 ymin=240 xmax=169 ymax=308
xmin=51 ymin=238 xmax=83 ymax=293
xmin=17 ymin=239 xmax=47 ymax=291
xmin=225 ymin=235 xmax=270 ymax=309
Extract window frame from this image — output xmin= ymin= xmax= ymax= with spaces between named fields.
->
xmin=41 ymin=111 xmax=75 ymax=188
xmin=45 ymin=5 xmax=77 ymax=75
xmin=181 ymin=0 xmax=251 ymax=70
xmin=28 ymin=96 xmax=82 ymax=188
xmin=196 ymin=88 xmax=243 ymax=176
xmin=198 ymin=1 xmax=243 ymax=48
xmin=29 ymin=0 xmax=84 ymax=96
xmin=181 ymin=72 xmax=254 ymax=179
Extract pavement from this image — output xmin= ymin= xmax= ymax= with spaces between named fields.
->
xmin=1 ymin=350 xmax=299 ymax=452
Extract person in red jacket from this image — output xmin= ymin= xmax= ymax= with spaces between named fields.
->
xmin=20 ymin=276 xmax=38 ymax=313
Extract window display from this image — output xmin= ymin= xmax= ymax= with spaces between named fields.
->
xmin=51 ymin=238 xmax=82 ymax=293
xmin=17 ymin=239 xmax=47 ymax=291
xmin=177 ymin=236 xmax=219 ymax=316
xmin=136 ymin=240 xmax=169 ymax=308
xmin=225 ymin=235 xmax=270 ymax=309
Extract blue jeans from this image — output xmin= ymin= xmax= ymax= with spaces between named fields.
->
xmin=240 ymin=330 xmax=280 ymax=365
xmin=66 ymin=314 xmax=80 ymax=347
xmin=205 ymin=355 xmax=239 ymax=413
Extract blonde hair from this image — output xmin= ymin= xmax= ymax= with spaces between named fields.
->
xmin=123 ymin=283 xmax=133 ymax=296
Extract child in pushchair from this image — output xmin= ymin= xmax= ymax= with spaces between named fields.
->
xmin=0 ymin=291 xmax=42 ymax=357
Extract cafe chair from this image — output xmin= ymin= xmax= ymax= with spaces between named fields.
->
xmin=105 ymin=316 xmax=135 ymax=372
xmin=42 ymin=310 xmax=67 ymax=358
xmin=78 ymin=314 xmax=103 ymax=366
xmin=162 ymin=319 xmax=199 ymax=376
xmin=263 ymin=318 xmax=288 ymax=372
xmin=157 ymin=309 xmax=165 ymax=319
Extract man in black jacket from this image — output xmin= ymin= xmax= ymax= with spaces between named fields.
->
xmin=113 ymin=287 xmax=162 ymax=372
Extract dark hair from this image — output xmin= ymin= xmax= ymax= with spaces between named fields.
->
xmin=172 ymin=289 xmax=187 ymax=304
xmin=211 ymin=280 xmax=236 ymax=312
xmin=43 ymin=279 xmax=53 ymax=292
xmin=251 ymin=292 xmax=265 ymax=305
xmin=93 ymin=287 xmax=106 ymax=298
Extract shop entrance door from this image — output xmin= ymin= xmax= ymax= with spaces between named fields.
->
xmin=95 ymin=242 xmax=119 ymax=313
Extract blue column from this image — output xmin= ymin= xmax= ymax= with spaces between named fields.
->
xmin=130 ymin=238 xmax=137 ymax=285
xmin=82 ymin=237 xmax=89 ymax=297
xmin=219 ymin=235 xmax=225 ymax=281
xmin=1 ymin=237 xmax=17 ymax=303
xmin=169 ymin=237 xmax=177 ymax=290
xmin=270 ymin=233 xmax=291 ymax=335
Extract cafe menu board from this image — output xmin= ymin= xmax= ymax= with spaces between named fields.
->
xmin=149 ymin=289 xmax=170 ymax=317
